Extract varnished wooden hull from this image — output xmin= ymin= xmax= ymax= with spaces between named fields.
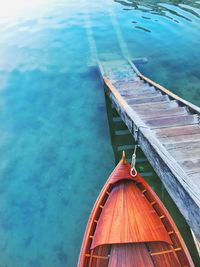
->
xmin=78 ymin=156 xmax=194 ymax=267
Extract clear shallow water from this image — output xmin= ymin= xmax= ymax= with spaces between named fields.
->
xmin=0 ymin=0 xmax=199 ymax=266
xmin=113 ymin=0 xmax=200 ymax=106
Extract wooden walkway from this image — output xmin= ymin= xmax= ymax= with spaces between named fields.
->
xmin=99 ymin=59 xmax=200 ymax=240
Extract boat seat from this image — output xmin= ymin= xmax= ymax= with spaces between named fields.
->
xmin=108 ymin=242 xmax=182 ymax=267
xmin=108 ymin=243 xmax=154 ymax=267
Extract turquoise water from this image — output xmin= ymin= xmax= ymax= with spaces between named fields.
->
xmin=0 ymin=0 xmax=199 ymax=266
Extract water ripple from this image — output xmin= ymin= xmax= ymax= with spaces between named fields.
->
xmin=115 ymin=0 xmax=200 ymax=21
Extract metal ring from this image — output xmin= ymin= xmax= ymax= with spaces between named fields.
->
xmin=130 ymin=166 xmax=137 ymax=177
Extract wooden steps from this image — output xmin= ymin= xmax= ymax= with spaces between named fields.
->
xmin=168 ymin=146 xmax=200 ymax=161
xmin=164 ymin=141 xmax=200 ymax=150
xmin=121 ymin=90 xmax=161 ymax=99
xmin=99 ymin=58 xmax=200 ymax=240
xmin=138 ymin=107 xmax=187 ymax=119
xmin=127 ymin=94 xmax=168 ymax=104
xmin=145 ymin=115 xmax=199 ymax=128
xmin=154 ymin=125 xmax=200 ymax=137
xmin=118 ymin=84 xmax=156 ymax=93
xmin=131 ymin=100 xmax=179 ymax=110
xmin=157 ymin=133 xmax=200 ymax=144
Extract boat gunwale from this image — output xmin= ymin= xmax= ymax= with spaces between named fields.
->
xmin=78 ymin=160 xmax=194 ymax=267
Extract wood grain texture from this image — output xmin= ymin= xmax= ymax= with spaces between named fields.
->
xmin=119 ymin=86 xmax=156 ymax=94
xmin=108 ymin=243 xmax=154 ymax=267
xmin=179 ymin=159 xmax=200 ymax=172
xmin=78 ymin=159 xmax=133 ymax=267
xmin=91 ymin=180 xmax=171 ymax=249
xmin=115 ymin=81 xmax=148 ymax=91
xmin=78 ymin=159 xmax=194 ymax=267
xmin=148 ymin=242 xmax=182 ymax=267
xmin=164 ymin=141 xmax=200 ymax=150
xmin=145 ymin=115 xmax=199 ymax=128
xmin=131 ymin=100 xmax=178 ymax=110
xmin=127 ymin=95 xmax=169 ymax=105
xmin=154 ymin=125 xmax=200 ymax=138
xmin=190 ymin=173 xmax=200 ymax=188
xmin=158 ymin=133 xmax=200 ymax=144
xmin=122 ymin=91 xmax=162 ymax=99
xmin=89 ymin=246 xmax=110 ymax=267
xmin=169 ymin=146 xmax=200 ymax=161
xmin=137 ymin=107 xmax=187 ymax=119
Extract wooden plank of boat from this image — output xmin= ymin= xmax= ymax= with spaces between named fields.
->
xmin=78 ymin=153 xmax=194 ymax=267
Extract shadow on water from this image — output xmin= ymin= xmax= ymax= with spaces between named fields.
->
xmin=104 ymin=93 xmax=200 ymax=266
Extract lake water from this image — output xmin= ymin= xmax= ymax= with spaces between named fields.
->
xmin=0 ymin=0 xmax=199 ymax=266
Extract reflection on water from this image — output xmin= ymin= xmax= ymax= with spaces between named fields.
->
xmin=135 ymin=25 xmax=151 ymax=32
xmin=111 ymin=0 xmax=200 ymax=107
xmin=115 ymin=0 xmax=200 ymax=33
xmin=115 ymin=0 xmax=200 ymax=18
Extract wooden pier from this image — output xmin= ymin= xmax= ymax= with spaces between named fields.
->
xmin=98 ymin=59 xmax=200 ymax=240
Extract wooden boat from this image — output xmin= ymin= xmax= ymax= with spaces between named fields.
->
xmin=78 ymin=152 xmax=194 ymax=267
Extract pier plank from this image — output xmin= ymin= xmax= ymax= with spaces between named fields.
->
xmin=131 ymin=100 xmax=178 ymax=111
xmin=178 ymin=159 xmax=200 ymax=173
xmin=145 ymin=115 xmax=199 ymax=128
xmin=121 ymin=91 xmax=161 ymax=99
xmin=166 ymin=144 xmax=200 ymax=161
xmin=127 ymin=95 xmax=169 ymax=105
xmin=118 ymin=85 xmax=156 ymax=93
xmin=164 ymin=141 xmax=200 ymax=150
xmin=154 ymin=125 xmax=200 ymax=137
xmin=158 ymin=133 xmax=200 ymax=144
xmin=115 ymin=80 xmax=147 ymax=90
xmin=190 ymin=173 xmax=200 ymax=189
xmin=138 ymin=107 xmax=187 ymax=119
